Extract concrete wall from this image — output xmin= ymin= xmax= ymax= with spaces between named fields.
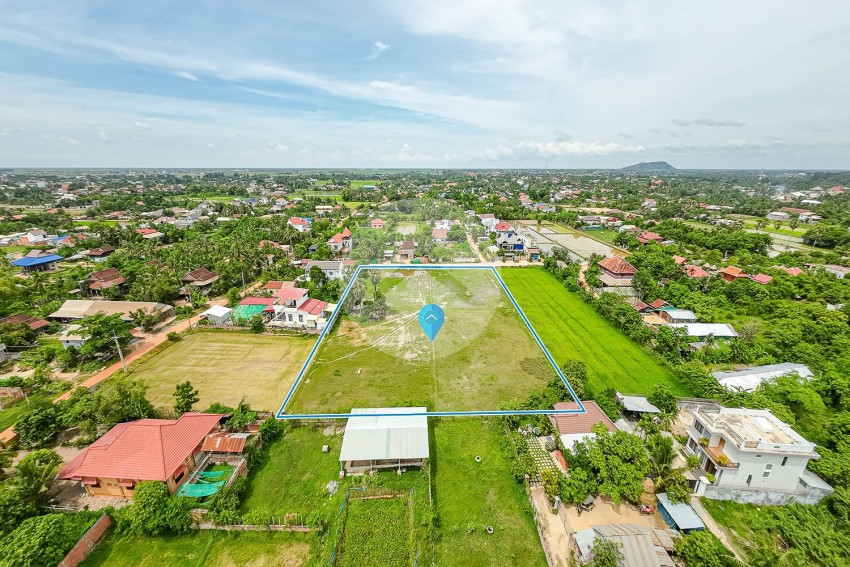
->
xmin=703 ymin=484 xmax=831 ymax=506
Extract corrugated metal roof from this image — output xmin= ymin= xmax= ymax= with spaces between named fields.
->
xmin=656 ymin=493 xmax=704 ymax=531
xmin=712 ymin=363 xmax=813 ymax=392
xmin=593 ymin=524 xmax=661 ymax=567
xmin=339 ymin=407 xmax=429 ymax=462
xmin=617 ymin=393 xmax=661 ymax=414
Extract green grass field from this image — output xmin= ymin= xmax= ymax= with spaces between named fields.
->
xmin=499 ymin=267 xmax=689 ymax=396
xmin=80 ymin=531 xmax=314 ymax=567
xmin=0 ymin=390 xmax=55 ymax=431
xmin=433 ymin=418 xmax=546 ymax=567
xmin=128 ymin=331 xmax=316 ymax=412
xmin=739 ymin=217 xmax=808 ymax=237
xmin=285 ymin=269 xmax=557 ymax=413
xmin=338 ymin=497 xmax=412 ymax=567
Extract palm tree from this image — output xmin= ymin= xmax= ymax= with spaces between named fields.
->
xmin=647 ymin=434 xmax=675 ymax=483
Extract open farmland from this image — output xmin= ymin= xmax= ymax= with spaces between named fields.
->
xmin=80 ymin=531 xmax=314 ymax=567
xmin=285 ymin=268 xmax=563 ymax=414
xmin=130 ymin=331 xmax=315 ymax=411
xmin=498 ymin=267 xmax=690 ymax=396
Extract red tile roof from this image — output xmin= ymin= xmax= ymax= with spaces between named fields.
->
xmin=58 ymin=413 xmax=225 ymax=482
xmin=751 ymin=273 xmax=773 ymax=285
xmin=264 ymin=280 xmax=295 ymax=290
xmin=598 ymin=256 xmax=637 ymax=276
xmin=649 ymin=299 xmax=670 ymax=309
xmin=672 ymin=255 xmax=687 ymax=265
xmin=685 ymin=264 xmax=711 ymax=278
xmin=0 ymin=313 xmax=50 ymax=331
xmin=272 ymin=287 xmax=309 ymax=301
xmin=432 ymin=229 xmax=448 ymax=239
xmin=495 ymin=222 xmax=513 ymax=231
xmin=549 ymin=401 xmax=617 ymax=435
xmin=86 ymin=246 xmax=115 ymax=257
xmin=772 ymin=265 xmax=803 ymax=276
xmin=341 ymin=227 xmax=352 ymax=237
xmin=182 ymin=268 xmax=217 ymax=283
xmin=719 ymin=266 xmax=747 ymax=278
xmin=298 ymin=297 xmax=329 ymax=315
xmin=288 ymin=217 xmax=309 ymax=225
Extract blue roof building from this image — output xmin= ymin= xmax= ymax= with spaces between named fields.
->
xmin=11 ymin=253 xmax=63 ymax=272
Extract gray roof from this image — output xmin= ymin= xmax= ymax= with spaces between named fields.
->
xmin=617 ymin=393 xmax=661 ymax=414
xmin=712 ymin=363 xmax=813 ymax=392
xmin=594 ymin=524 xmax=662 ymax=567
xmin=656 ymin=493 xmax=704 ymax=531
xmin=339 ymin=408 xmax=429 ymax=462
xmin=663 ymin=309 xmax=698 ymax=320
xmin=668 ymin=323 xmax=738 ymax=339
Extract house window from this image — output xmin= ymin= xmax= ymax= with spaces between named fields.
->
xmin=782 ymin=456 xmax=788 ymax=467
xmin=175 ymin=470 xmax=185 ymax=482
xmin=746 ymin=475 xmax=752 ymax=486
xmin=763 ymin=464 xmax=773 ymax=479
xmin=694 ymin=421 xmax=706 ymax=436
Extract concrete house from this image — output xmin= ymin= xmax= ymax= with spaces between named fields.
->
xmin=304 ymin=260 xmax=343 ymax=280
xmin=85 ymin=246 xmax=116 ymax=263
xmin=58 ymin=413 xmax=227 ymax=498
xmin=766 ymin=211 xmax=791 ymax=221
xmin=597 ymin=256 xmax=637 ymax=287
xmin=432 ymin=228 xmax=448 ymax=243
xmin=684 ymin=404 xmax=833 ymax=505
xmin=327 ymin=227 xmax=352 ymax=253
xmin=181 ymin=268 xmax=219 ymax=298
xmin=287 ymin=217 xmax=311 ymax=233
xmin=370 ymin=218 xmax=385 ymax=229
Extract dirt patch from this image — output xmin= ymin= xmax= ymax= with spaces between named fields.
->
xmin=564 ymin=497 xmax=668 ymax=532
xmin=213 ymin=541 xmax=310 ymax=567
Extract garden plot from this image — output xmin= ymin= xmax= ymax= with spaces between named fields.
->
xmin=284 ymin=267 xmax=567 ymax=415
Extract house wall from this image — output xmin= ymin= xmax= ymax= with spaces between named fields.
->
xmin=58 ymin=514 xmax=112 ymax=567
xmin=703 ymin=482 xmax=830 ymax=505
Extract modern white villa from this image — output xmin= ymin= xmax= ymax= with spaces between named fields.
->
xmin=683 ymin=403 xmax=832 ymax=505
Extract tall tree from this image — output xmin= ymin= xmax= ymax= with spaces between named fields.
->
xmin=173 ymin=381 xmax=200 ymax=414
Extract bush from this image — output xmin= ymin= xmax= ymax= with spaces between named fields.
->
xmin=0 ymin=512 xmax=99 ymax=567
xmin=166 ymin=332 xmax=181 ymax=342
xmin=207 ymin=477 xmax=247 ymax=525
xmin=119 ymin=481 xmax=192 ymax=536
xmin=14 ymin=405 xmax=60 ymax=448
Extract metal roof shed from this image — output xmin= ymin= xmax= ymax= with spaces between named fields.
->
xmin=656 ymin=493 xmax=704 ymax=533
xmin=617 ymin=393 xmax=661 ymax=414
xmin=340 ymin=408 xmax=429 ymax=473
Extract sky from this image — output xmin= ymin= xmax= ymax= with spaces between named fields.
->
xmin=1 ymin=1 xmax=849 ymax=169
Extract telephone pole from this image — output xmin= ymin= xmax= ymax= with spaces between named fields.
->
xmin=112 ymin=332 xmax=127 ymax=372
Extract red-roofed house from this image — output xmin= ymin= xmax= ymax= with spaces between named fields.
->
xmin=370 ymin=218 xmax=385 ymax=229
xmin=684 ymin=264 xmax=711 ymax=279
xmin=181 ymin=268 xmax=219 ymax=298
xmin=751 ymin=273 xmax=773 ymax=285
xmin=598 ymin=256 xmax=637 ymax=287
xmin=81 ymin=268 xmax=126 ymax=296
xmin=636 ymin=231 xmax=663 ymax=245
xmin=57 ymin=413 xmax=226 ymax=498
xmin=719 ymin=266 xmax=747 ymax=282
xmin=773 ymin=265 xmax=804 ymax=276
xmin=263 ymin=280 xmax=295 ymax=291
xmin=672 ymin=255 xmax=687 ymax=265
xmin=432 ymin=229 xmax=448 ymax=243
xmin=494 ymin=222 xmax=514 ymax=236
xmin=327 ymin=227 xmax=352 ymax=253
xmin=0 ymin=313 xmax=50 ymax=333
xmin=549 ymin=401 xmax=617 ymax=451
xmin=137 ymin=228 xmax=164 ymax=239
xmin=287 ymin=217 xmax=311 ymax=233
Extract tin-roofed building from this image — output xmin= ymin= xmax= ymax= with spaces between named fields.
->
xmin=712 ymin=363 xmax=813 ymax=393
xmin=339 ymin=408 xmax=429 ymax=474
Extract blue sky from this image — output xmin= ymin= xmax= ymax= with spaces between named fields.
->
xmin=1 ymin=1 xmax=848 ymax=168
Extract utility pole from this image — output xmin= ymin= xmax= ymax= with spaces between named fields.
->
xmin=112 ymin=332 xmax=127 ymax=372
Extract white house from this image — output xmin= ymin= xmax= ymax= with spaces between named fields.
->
xmin=327 ymin=228 xmax=352 ymax=253
xmin=684 ymin=404 xmax=832 ymax=505
xmin=432 ymin=229 xmax=448 ymax=243
xmin=287 ymin=217 xmax=311 ymax=233
xmin=766 ymin=211 xmax=791 ymax=222
xmin=339 ymin=408 xmax=429 ymax=474
xmin=711 ymin=363 xmax=813 ymax=392
xmin=477 ymin=214 xmax=499 ymax=233
xmin=268 ymin=288 xmax=335 ymax=330
xmin=58 ymin=325 xmax=86 ymax=350
xmin=303 ymin=260 xmax=343 ymax=280
xmin=667 ymin=323 xmax=738 ymax=340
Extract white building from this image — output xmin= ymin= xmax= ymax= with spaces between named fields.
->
xmin=667 ymin=323 xmax=738 ymax=340
xmin=200 ymin=305 xmax=233 ymax=326
xmin=766 ymin=211 xmax=791 ymax=221
xmin=684 ymin=404 xmax=832 ymax=505
xmin=712 ymin=363 xmax=813 ymax=393
xmin=339 ymin=408 xmax=429 ymax=474
xmin=287 ymin=217 xmax=311 ymax=233
xmin=303 ymin=260 xmax=343 ymax=280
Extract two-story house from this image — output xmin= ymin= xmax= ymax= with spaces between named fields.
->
xmin=327 ymin=228 xmax=352 ymax=253
xmin=684 ymin=404 xmax=832 ymax=505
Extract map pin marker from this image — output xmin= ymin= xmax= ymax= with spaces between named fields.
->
xmin=418 ymin=304 xmax=445 ymax=342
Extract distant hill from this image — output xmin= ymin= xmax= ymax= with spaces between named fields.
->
xmin=621 ymin=161 xmax=676 ymax=172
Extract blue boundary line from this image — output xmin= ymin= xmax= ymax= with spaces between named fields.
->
xmin=276 ymin=264 xmax=585 ymax=419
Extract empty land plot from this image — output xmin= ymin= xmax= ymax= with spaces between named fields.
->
xmin=434 ymin=418 xmax=547 ymax=567
xmin=79 ymin=531 xmax=314 ymax=567
xmin=338 ymin=496 xmax=412 ymax=567
xmin=285 ymin=268 xmax=559 ymax=414
xmin=498 ymin=267 xmax=690 ymax=396
xmin=130 ymin=331 xmax=315 ymax=411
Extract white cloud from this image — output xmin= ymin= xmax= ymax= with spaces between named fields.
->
xmin=515 ymin=139 xmax=644 ymax=157
xmin=174 ymin=71 xmax=200 ymax=81
xmin=0 ymin=128 xmax=12 ymax=137
xmin=42 ymin=134 xmax=80 ymax=145
xmin=673 ymin=118 xmax=745 ymax=128
xmin=267 ymin=143 xmax=289 ymax=153
xmin=134 ymin=121 xmax=150 ymax=128
xmin=97 ymin=130 xmax=108 ymax=141
xmin=364 ymin=41 xmax=391 ymax=61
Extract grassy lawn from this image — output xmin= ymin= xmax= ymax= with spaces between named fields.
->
xmin=349 ymin=180 xmax=380 ymax=188
xmin=128 ymin=331 xmax=316 ymax=412
xmin=80 ymin=531 xmax=314 ymax=567
xmin=739 ymin=217 xmax=808 ymax=238
xmin=0 ymin=390 xmax=55 ymax=431
xmin=499 ymin=267 xmax=690 ymax=396
xmin=338 ymin=497 xmax=412 ymax=567
xmin=433 ymin=418 xmax=546 ymax=567
xmin=286 ymin=269 xmax=556 ymax=413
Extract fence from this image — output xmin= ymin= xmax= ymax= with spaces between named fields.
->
xmin=58 ymin=514 xmax=112 ymax=567
xmin=526 ymin=484 xmax=557 ymax=567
